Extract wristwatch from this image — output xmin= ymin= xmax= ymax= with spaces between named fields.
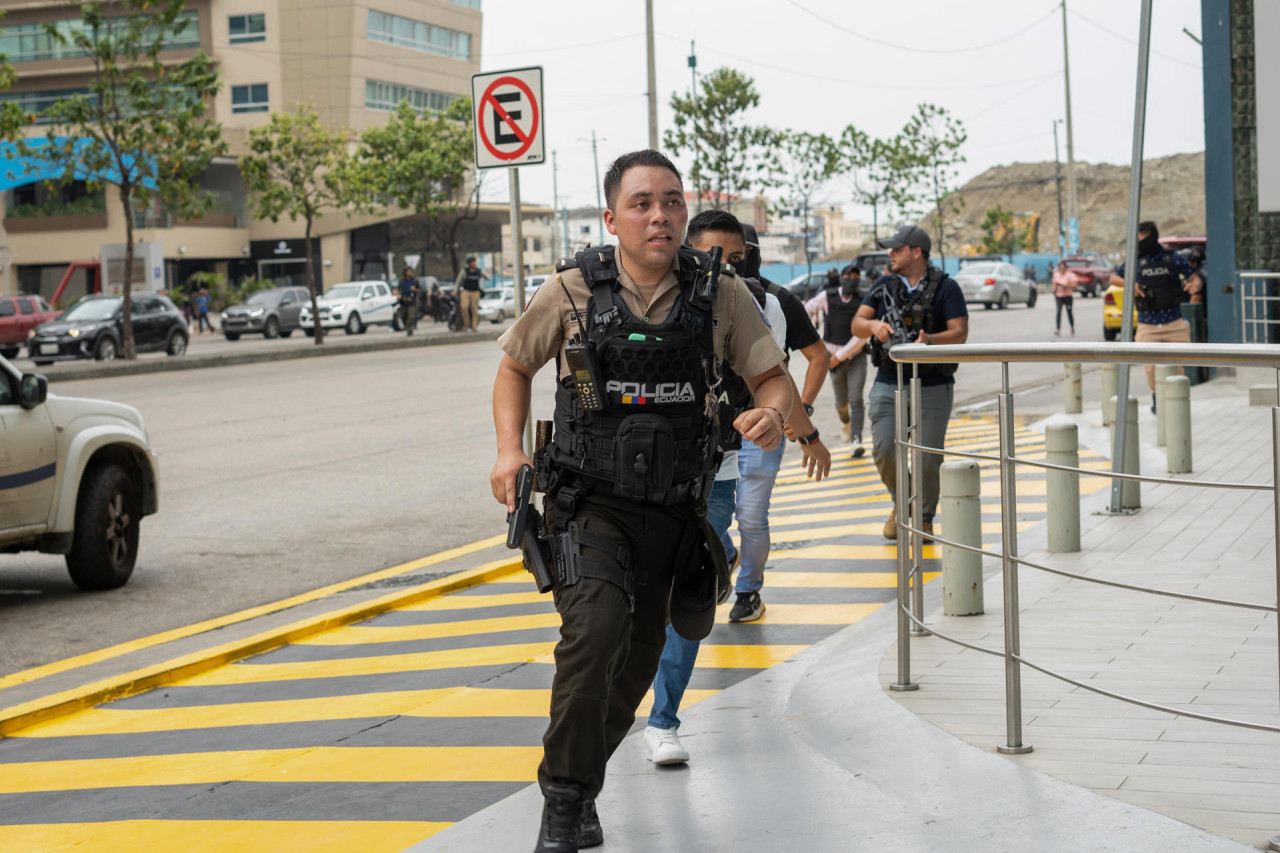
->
xmin=797 ymin=429 xmax=821 ymax=446
xmin=802 ymin=402 xmax=814 ymax=416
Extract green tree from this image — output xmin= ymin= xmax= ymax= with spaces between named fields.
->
xmin=837 ymin=127 xmax=920 ymax=246
xmin=978 ymin=205 xmax=1018 ymax=256
xmin=665 ymin=67 xmax=773 ymax=212
xmin=24 ymin=0 xmax=225 ymax=359
xmin=0 ymin=14 xmax=29 ymax=142
xmin=354 ymin=97 xmax=476 ymax=275
xmin=766 ymin=130 xmax=839 ymax=275
xmin=901 ymin=103 xmax=968 ymax=265
xmin=239 ymin=104 xmax=374 ymax=345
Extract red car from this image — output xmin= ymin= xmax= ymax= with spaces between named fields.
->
xmin=0 ymin=293 xmax=59 ymax=359
xmin=1061 ymin=254 xmax=1112 ymax=298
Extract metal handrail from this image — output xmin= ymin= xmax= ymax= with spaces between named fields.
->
xmin=886 ymin=342 xmax=1280 ymax=755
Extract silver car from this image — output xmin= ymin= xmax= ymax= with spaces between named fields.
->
xmin=954 ymin=262 xmax=1037 ymax=310
xmin=221 ymin=286 xmax=309 ymax=339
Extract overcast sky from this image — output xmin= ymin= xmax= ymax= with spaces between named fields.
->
xmin=474 ymin=0 xmax=1205 ymax=221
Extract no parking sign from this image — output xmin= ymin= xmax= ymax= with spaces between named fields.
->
xmin=471 ymin=67 xmax=545 ymax=170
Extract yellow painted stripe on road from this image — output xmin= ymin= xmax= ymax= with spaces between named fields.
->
xmin=717 ymin=602 xmax=885 ymax=625
xmin=765 ymin=571 xmax=940 ymax=588
xmin=0 ymin=746 xmax=544 ymax=793
xmin=691 ymin=644 xmax=807 ymax=668
xmin=769 ymin=492 xmax=890 ymax=511
xmin=0 ymin=821 xmax=449 ymax=853
xmin=20 ymin=687 xmax=722 ymax=737
xmin=763 ymin=507 xmax=896 ymax=526
xmin=771 ymin=482 xmax=884 ymax=505
xmin=769 ymin=544 xmax=939 ymax=561
xmin=402 ymin=590 xmax=549 ymax=611
xmin=300 ymin=611 xmax=560 ymax=645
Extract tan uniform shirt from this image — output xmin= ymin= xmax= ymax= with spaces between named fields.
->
xmin=499 ymin=253 xmax=785 ymax=380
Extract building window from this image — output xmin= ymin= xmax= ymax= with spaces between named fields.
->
xmin=229 ymin=14 xmax=266 ymax=44
xmin=446 ymin=0 xmax=481 ymax=7
xmin=533 ymin=238 xmax=542 ymax=252
xmin=0 ymin=11 xmax=198 ymax=63
xmin=231 ymin=83 xmax=269 ymax=113
xmin=364 ymin=79 xmax=456 ymax=114
xmin=367 ymin=10 xmax=470 ymax=60
xmin=0 ymin=88 xmax=94 ymax=123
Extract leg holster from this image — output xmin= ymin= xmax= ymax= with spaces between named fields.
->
xmin=548 ymin=521 xmax=638 ymax=611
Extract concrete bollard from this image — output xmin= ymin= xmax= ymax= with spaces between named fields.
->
xmin=1154 ymin=365 xmax=1177 ymax=446
xmin=1101 ymin=363 xmax=1118 ymax=426
xmin=1045 ymin=422 xmax=1081 ymax=552
xmin=1110 ymin=395 xmax=1142 ymax=509
xmin=1064 ymin=363 xmax=1082 ymax=414
xmin=940 ymin=460 xmax=983 ymax=616
xmin=1165 ymin=375 xmax=1192 ymax=474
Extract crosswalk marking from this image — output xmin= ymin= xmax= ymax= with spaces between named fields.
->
xmin=0 ymin=415 xmax=1105 ymax=851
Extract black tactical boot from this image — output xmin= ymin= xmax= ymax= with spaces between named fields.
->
xmin=578 ymin=798 xmax=603 ymax=848
xmin=534 ymin=783 xmax=581 ymax=852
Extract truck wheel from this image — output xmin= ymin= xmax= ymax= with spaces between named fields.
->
xmin=94 ymin=336 xmax=117 ymax=361
xmin=65 ymin=464 xmax=139 ymax=591
xmin=345 ymin=313 xmax=362 ymax=335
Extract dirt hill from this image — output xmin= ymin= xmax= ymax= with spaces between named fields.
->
xmin=927 ymin=151 xmax=1205 ymax=257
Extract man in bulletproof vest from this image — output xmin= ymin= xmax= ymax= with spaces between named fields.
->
xmin=455 ymin=256 xmax=489 ymax=332
xmin=806 ymin=263 xmax=870 ymax=456
xmin=851 ymin=225 xmax=969 ymax=541
xmin=490 ymin=150 xmax=793 ymax=853
xmin=1108 ymin=221 xmax=1203 ymax=410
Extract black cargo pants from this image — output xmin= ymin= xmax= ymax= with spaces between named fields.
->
xmin=537 ymin=492 xmax=691 ymax=800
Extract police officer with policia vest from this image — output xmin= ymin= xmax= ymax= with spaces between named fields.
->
xmin=644 ymin=209 xmax=830 ymax=768
xmin=1107 ymin=220 xmax=1203 ymax=412
xmin=850 ymin=225 xmax=969 ymax=542
xmin=806 ymin=264 xmax=870 ymax=457
xmin=490 ymin=150 xmax=793 ymax=853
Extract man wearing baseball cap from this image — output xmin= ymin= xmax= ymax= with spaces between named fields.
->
xmin=851 ymin=225 xmax=969 ymax=541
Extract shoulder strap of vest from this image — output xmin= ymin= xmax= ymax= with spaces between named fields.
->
xmin=678 ymin=245 xmax=717 ymax=312
xmin=554 ymin=256 xmax=578 ymax=273
xmin=576 ymin=245 xmax=623 ymax=329
xmin=763 ymin=279 xmax=784 ymax=299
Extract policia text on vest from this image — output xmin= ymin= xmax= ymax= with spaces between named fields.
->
xmin=488 ymin=151 xmax=793 ymax=852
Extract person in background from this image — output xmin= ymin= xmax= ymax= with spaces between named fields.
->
xmin=397 ymin=267 xmax=418 ymax=336
xmin=1051 ymin=260 xmax=1077 ymax=336
xmin=806 ymin=264 xmax=869 ymax=457
xmin=194 ymin=288 xmax=214 ymax=334
xmin=455 ymin=256 xmax=488 ymax=332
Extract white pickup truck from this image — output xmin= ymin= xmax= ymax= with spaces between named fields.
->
xmin=0 ymin=355 xmax=158 ymax=590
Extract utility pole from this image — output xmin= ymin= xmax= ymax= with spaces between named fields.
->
xmin=1053 ymin=120 xmax=1065 ymax=256
xmin=553 ymin=149 xmax=569 ymax=255
xmin=591 ymin=130 xmax=604 ymax=244
xmin=688 ymin=40 xmax=699 ymax=213
xmin=645 ymin=0 xmax=658 ymax=150
xmin=1061 ymin=0 xmax=1079 ymax=255
xmin=550 ymin=149 xmax=560 ymax=261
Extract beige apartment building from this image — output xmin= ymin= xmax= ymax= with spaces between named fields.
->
xmin=0 ymin=0 xmax=541 ymax=301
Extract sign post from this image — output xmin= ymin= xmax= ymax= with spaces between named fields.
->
xmin=472 ymin=66 xmax=545 ymax=453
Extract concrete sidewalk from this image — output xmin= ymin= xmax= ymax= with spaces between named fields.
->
xmin=417 ymin=376 xmax=1269 ymax=852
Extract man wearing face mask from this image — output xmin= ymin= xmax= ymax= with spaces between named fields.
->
xmin=805 ymin=264 xmax=869 ymax=457
xmin=1108 ymin=221 xmax=1203 ymax=410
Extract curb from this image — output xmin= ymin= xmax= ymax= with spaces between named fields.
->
xmin=33 ymin=327 xmax=506 ymax=384
xmin=0 ymin=555 xmax=523 ymax=736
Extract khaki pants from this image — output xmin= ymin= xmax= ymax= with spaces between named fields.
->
xmin=460 ymin=289 xmax=481 ymax=330
xmin=1134 ymin=319 xmax=1190 ymax=392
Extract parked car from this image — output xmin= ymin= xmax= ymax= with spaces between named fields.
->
xmin=479 ymin=287 xmax=517 ymax=324
xmin=1102 ymin=280 xmax=1140 ymax=341
xmin=298 ymin=281 xmax=397 ymax=335
xmin=220 ymin=286 xmax=309 ymax=340
xmin=853 ymin=251 xmax=891 ymax=279
xmin=28 ymin=293 xmax=188 ymax=364
xmin=785 ymin=271 xmax=832 ymax=302
xmin=0 ymin=293 xmax=60 ymax=359
xmin=954 ymin=262 xmax=1037 ymax=310
xmin=0 ymin=353 xmax=159 ymax=589
xmin=1062 ymin=254 xmax=1111 ymax=297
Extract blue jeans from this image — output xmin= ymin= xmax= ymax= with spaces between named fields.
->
xmin=648 ymin=477 xmax=736 ymax=730
xmin=734 ymin=439 xmax=785 ymax=594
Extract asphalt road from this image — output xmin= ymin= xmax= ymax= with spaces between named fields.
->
xmin=0 ymin=291 xmax=1106 ymax=675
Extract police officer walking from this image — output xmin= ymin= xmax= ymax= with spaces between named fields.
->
xmin=1107 ymin=220 xmax=1203 ymax=410
xmin=806 ymin=264 xmax=870 ymax=456
xmin=490 ymin=150 xmax=793 ymax=853
xmin=851 ymin=225 xmax=969 ymax=541
xmin=396 ymin=266 xmax=418 ymax=336
xmin=455 ymin=256 xmax=488 ymax=332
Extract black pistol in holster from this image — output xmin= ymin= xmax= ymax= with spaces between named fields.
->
xmin=506 ymin=463 xmax=554 ymax=593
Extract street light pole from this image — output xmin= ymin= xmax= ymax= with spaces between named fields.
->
xmin=551 ymin=149 xmax=561 ymax=262
xmin=688 ymin=40 xmax=698 ymax=213
xmin=1061 ymin=0 xmax=1079 ymax=254
xmin=645 ymin=0 xmax=658 ymax=150
xmin=591 ymin=130 xmax=604 ymax=244
xmin=1053 ymin=120 xmax=1065 ymax=256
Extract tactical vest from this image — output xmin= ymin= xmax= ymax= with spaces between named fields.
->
xmin=1134 ymin=252 xmax=1184 ymax=313
xmin=878 ymin=267 xmax=956 ymax=379
xmin=823 ymin=285 xmax=861 ymax=347
xmin=460 ymin=269 xmax=484 ymax=291
xmin=547 ymin=245 xmax=723 ymax=506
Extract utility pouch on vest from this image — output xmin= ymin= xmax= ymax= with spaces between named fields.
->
xmin=615 ymin=414 xmax=676 ymax=502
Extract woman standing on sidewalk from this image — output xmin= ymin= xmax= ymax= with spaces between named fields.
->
xmin=1052 ymin=261 xmax=1077 ymax=336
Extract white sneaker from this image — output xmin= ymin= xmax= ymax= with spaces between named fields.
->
xmin=851 ymin=434 xmax=866 ymax=458
xmin=644 ymin=726 xmax=690 ymax=765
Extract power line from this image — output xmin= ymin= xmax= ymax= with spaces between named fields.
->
xmin=1066 ymin=9 xmax=1200 ymax=70
xmin=965 ymin=73 xmax=1062 ymax=121
xmin=782 ymin=0 xmax=1059 ymax=55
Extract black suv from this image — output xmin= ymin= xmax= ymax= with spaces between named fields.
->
xmin=28 ymin=293 xmax=188 ymax=363
xmin=220 ymin=286 xmax=309 ymax=340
